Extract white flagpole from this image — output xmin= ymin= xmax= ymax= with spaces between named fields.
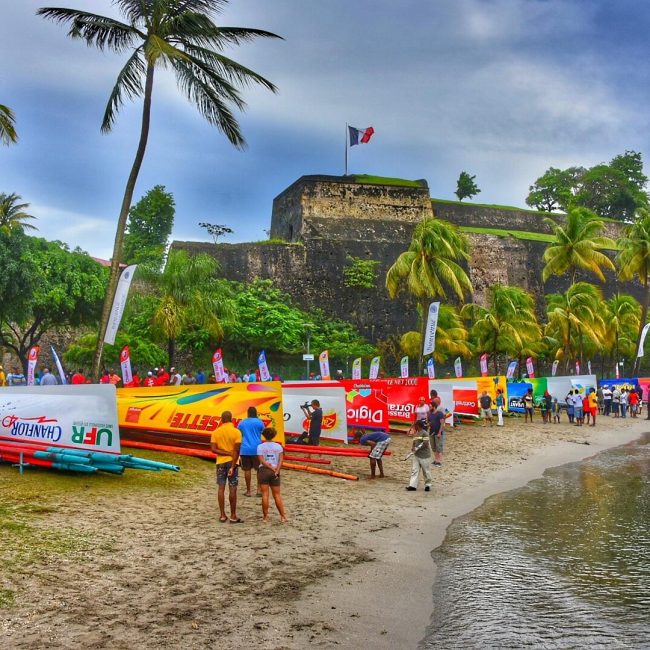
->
xmin=345 ymin=123 xmax=348 ymax=176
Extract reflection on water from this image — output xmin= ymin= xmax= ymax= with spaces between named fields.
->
xmin=425 ymin=434 xmax=650 ymax=649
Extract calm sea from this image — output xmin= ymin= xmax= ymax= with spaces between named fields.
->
xmin=424 ymin=433 xmax=650 ymax=649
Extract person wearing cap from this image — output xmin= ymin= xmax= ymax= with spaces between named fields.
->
xmin=169 ymin=367 xmax=182 ymax=386
xmin=0 ymin=366 xmax=5 ymax=386
xmin=144 ymin=371 xmax=156 ymax=387
xmin=155 ymin=367 xmax=169 ymax=386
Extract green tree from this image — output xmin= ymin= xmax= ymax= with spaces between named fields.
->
xmin=0 ymin=237 xmax=107 ymax=370
xmin=139 ymin=249 xmax=232 ymax=366
xmin=122 ymin=185 xmax=175 ymax=268
xmin=0 ymin=193 xmax=37 ymax=233
xmin=616 ymin=208 xmax=650 ymax=373
xmin=545 ymin=282 xmax=605 ymax=370
xmin=0 ymin=105 xmax=18 ymax=145
xmin=602 ymin=294 xmax=640 ymax=372
xmin=542 ymin=208 xmax=616 ymax=284
xmin=386 ymin=218 xmax=472 ymax=372
xmin=461 ymin=285 xmax=541 ymax=374
xmin=525 ymin=166 xmax=584 ymax=212
xmin=39 ymin=1 xmax=281 ymax=379
xmin=199 ymin=222 xmax=234 ymax=244
xmin=455 ymin=171 xmax=481 ymax=201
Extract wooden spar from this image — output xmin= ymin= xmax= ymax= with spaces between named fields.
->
xmin=283 ymin=456 xmax=331 ymax=465
xmin=121 ymin=439 xmax=214 ymax=459
xmin=282 ymin=462 xmax=358 ymax=481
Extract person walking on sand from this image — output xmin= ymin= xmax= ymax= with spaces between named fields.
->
xmin=524 ymin=389 xmax=534 ymax=423
xmin=620 ymin=389 xmax=629 ymax=418
xmin=574 ymin=392 xmax=584 ymax=426
xmin=612 ymin=387 xmax=621 ymax=418
xmin=210 ymin=411 xmax=242 ymax=524
xmin=479 ymin=391 xmax=494 ymax=426
xmin=406 ymin=420 xmax=432 ymax=492
xmin=552 ymin=397 xmax=561 ymax=423
xmin=238 ymin=406 xmax=265 ymax=497
xmin=588 ymin=387 xmax=598 ymax=426
xmin=256 ymin=427 xmax=288 ymax=523
xmin=428 ymin=404 xmax=446 ymax=467
xmin=357 ymin=430 xmax=391 ymax=478
xmin=496 ymin=388 xmax=505 ymax=426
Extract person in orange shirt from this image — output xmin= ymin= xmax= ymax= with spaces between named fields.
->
xmin=210 ymin=411 xmax=242 ymax=524
xmin=588 ymin=388 xmax=598 ymax=427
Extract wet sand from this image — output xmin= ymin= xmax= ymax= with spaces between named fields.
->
xmin=0 ymin=413 xmax=646 ymax=649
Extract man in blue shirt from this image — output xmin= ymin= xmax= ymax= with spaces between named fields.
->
xmin=237 ymin=406 xmax=265 ymax=497
xmin=358 ymin=430 xmax=391 ymax=479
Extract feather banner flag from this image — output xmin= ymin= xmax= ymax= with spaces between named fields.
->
xmin=454 ymin=357 xmax=463 ymax=378
xmin=506 ymin=360 xmax=518 ymax=379
xmin=257 ymin=350 xmax=271 ymax=382
xmin=27 ymin=345 xmax=40 ymax=386
xmin=319 ymin=350 xmax=331 ymax=380
xmin=400 ymin=356 xmax=409 ymax=378
xmin=427 ymin=357 xmax=435 ymax=379
xmin=369 ymin=356 xmax=381 ymax=379
xmin=352 ymin=357 xmax=362 ymax=380
xmin=479 ymin=353 xmax=488 ymax=377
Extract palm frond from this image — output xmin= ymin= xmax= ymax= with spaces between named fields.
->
xmin=101 ymin=46 xmax=146 ymax=132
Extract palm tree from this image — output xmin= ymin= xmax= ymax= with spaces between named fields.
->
xmin=139 ymin=249 xmax=234 ymax=366
xmin=0 ymin=193 xmax=37 ymax=233
xmin=602 ymin=294 xmax=640 ymax=373
xmin=461 ymin=284 xmax=541 ymax=374
xmin=545 ymin=282 xmax=605 ymax=370
xmin=39 ymin=1 xmax=281 ymax=378
xmin=400 ymin=304 xmax=471 ymax=365
xmin=617 ymin=208 xmax=650 ymax=373
xmin=543 ymin=207 xmax=616 ymax=284
xmin=386 ymin=218 xmax=472 ymax=371
xmin=0 ymin=105 xmax=18 ymax=145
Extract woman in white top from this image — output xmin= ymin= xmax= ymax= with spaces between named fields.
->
xmin=257 ymin=427 xmax=288 ymax=523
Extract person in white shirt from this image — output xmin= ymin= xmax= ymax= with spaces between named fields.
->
xmin=256 ymin=427 xmax=288 ymax=523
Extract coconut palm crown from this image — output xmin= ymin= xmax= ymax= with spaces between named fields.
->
xmin=0 ymin=193 xmax=37 ymax=233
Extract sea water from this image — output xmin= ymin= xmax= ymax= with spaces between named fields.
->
xmin=424 ymin=433 xmax=650 ymax=649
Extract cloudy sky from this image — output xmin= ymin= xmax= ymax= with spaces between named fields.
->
xmin=2 ymin=0 xmax=650 ymax=258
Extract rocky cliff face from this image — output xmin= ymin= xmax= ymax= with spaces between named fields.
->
xmin=173 ymin=176 xmax=642 ymax=342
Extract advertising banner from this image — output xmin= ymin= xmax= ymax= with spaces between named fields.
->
xmin=385 ymin=377 xmax=430 ymax=422
xmin=352 ymin=358 xmax=361 ymax=380
xmin=104 ymin=264 xmax=137 ymax=345
xmin=507 ymin=382 xmax=532 ymax=412
xmin=598 ymin=377 xmax=639 ymax=392
xmin=341 ymin=380 xmax=388 ymax=431
xmin=1 ymin=385 xmax=120 ymax=454
xmin=27 ymin=345 xmax=39 ymax=386
xmin=51 ymin=345 xmax=67 ymax=385
xmin=212 ymin=348 xmax=225 ymax=383
xmin=400 ymin=356 xmax=409 ymax=379
xmin=431 ymin=376 xmax=507 ymax=415
xmin=526 ymin=356 xmax=535 ymax=378
xmin=117 ymin=383 xmax=284 ymax=445
xmin=369 ymin=356 xmax=381 ymax=380
xmin=427 ymin=357 xmax=435 ymax=379
xmin=575 ymin=360 xmax=581 ymax=375
xmin=637 ymin=322 xmax=650 ymax=357
xmin=454 ymin=357 xmax=463 ymax=378
xmin=120 ymin=345 xmax=132 ymax=386
xmin=257 ymin=350 xmax=271 ymax=381
xmin=319 ymin=350 xmax=331 ymax=380
xmin=480 ymin=353 xmax=488 ymax=377
xmin=506 ymin=360 xmax=518 ymax=379
xmin=547 ymin=374 xmax=597 ymax=400
xmin=282 ymin=381 xmax=347 ymax=443
xmin=422 ymin=301 xmax=440 ymax=355
xmin=551 ymin=360 xmax=559 ymax=377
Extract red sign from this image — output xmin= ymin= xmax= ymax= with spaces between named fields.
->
xmin=341 ymin=380 xmax=388 ymax=431
xmin=453 ymin=388 xmax=479 ymax=416
xmin=385 ymin=377 xmax=430 ymax=422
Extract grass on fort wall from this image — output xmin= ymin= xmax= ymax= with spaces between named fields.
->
xmin=352 ymin=174 xmax=426 ymax=188
xmin=0 ymin=450 xmax=207 ymax=608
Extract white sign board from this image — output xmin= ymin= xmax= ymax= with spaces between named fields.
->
xmin=0 ymin=385 xmax=120 ymax=454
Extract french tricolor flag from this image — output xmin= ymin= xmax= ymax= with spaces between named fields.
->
xmin=348 ymin=125 xmax=374 ymax=146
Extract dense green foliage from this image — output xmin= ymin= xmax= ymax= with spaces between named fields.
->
xmin=455 ymin=171 xmax=481 ymax=201
xmin=0 ymin=234 xmax=107 ymax=370
xmin=526 ymin=151 xmax=649 ymax=220
xmin=122 ymin=186 xmax=175 ymax=268
xmin=343 ymin=256 xmax=379 ymax=289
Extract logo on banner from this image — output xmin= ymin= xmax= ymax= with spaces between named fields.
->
xmin=120 ymin=345 xmax=133 ymax=386
xmin=427 ymin=357 xmax=435 ymax=379
xmin=257 ymin=350 xmax=271 ymax=382
xmin=422 ymin=301 xmax=440 ymax=355
xmin=480 ymin=353 xmax=488 ymax=377
xmin=454 ymin=357 xmax=462 ymax=378
xmin=526 ymin=356 xmax=535 ymax=378
xmin=352 ymin=358 xmax=361 ymax=380
xmin=506 ymin=360 xmax=518 ymax=379
xmin=369 ymin=356 xmax=381 ymax=379
xmin=212 ymin=348 xmax=225 ymax=383
xmin=3 ymin=414 xmax=62 ymax=443
xmin=27 ymin=345 xmax=40 ymax=386
xmin=105 ymin=264 xmax=138 ymax=345
xmin=319 ymin=350 xmax=331 ymax=380
xmin=400 ymin=356 xmax=409 ymax=379
xmin=551 ymin=360 xmax=559 ymax=377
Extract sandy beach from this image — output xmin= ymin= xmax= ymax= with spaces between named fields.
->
xmin=1 ymin=413 xmax=647 ymax=649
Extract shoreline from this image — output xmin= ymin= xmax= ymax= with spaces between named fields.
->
xmin=1 ymin=416 xmax=648 ymax=649
xmin=295 ymin=419 xmax=649 ymax=649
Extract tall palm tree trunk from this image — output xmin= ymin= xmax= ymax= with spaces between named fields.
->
xmin=632 ymin=275 xmax=649 ymax=376
xmin=91 ymin=65 xmax=155 ymax=379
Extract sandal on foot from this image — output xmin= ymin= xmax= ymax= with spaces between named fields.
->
xmin=229 ymin=518 xmax=243 ymax=524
